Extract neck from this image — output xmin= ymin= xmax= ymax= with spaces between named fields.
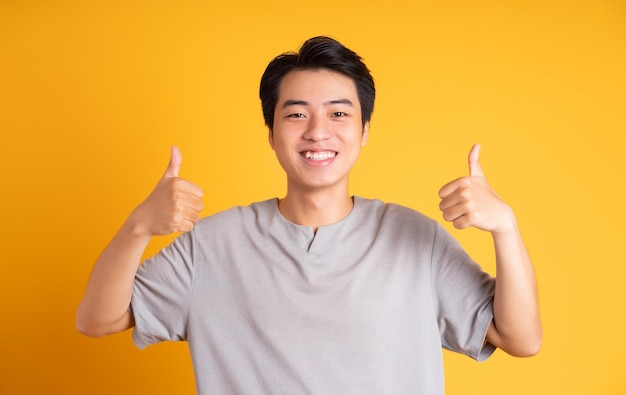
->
xmin=278 ymin=188 xmax=353 ymax=232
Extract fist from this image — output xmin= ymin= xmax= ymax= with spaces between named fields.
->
xmin=130 ymin=146 xmax=204 ymax=236
xmin=438 ymin=144 xmax=514 ymax=233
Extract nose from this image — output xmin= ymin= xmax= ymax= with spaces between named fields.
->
xmin=303 ymin=114 xmax=332 ymax=141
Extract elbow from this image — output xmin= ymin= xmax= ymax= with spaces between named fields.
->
xmin=524 ymin=333 xmax=543 ymax=357
xmin=503 ymin=331 xmax=543 ymax=358
xmin=520 ymin=325 xmax=543 ymax=357
xmin=76 ymin=317 xmax=127 ymax=338
xmin=490 ymin=320 xmax=543 ymax=357
xmin=75 ymin=313 xmax=107 ymax=338
xmin=75 ymin=305 xmax=128 ymax=338
xmin=76 ymin=321 xmax=99 ymax=338
xmin=509 ymin=339 xmax=542 ymax=358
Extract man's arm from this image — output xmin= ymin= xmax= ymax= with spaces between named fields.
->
xmin=76 ymin=146 xmax=204 ymax=338
xmin=438 ymin=144 xmax=542 ymax=357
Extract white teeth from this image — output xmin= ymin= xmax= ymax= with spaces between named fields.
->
xmin=304 ymin=151 xmax=336 ymax=161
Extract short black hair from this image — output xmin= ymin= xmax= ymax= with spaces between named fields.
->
xmin=259 ymin=36 xmax=375 ymax=130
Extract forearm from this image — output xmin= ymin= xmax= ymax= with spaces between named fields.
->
xmin=76 ymin=146 xmax=203 ymax=338
xmin=489 ymin=218 xmax=542 ymax=356
xmin=76 ymin=217 xmax=151 ymax=337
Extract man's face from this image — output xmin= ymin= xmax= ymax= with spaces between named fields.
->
xmin=269 ymin=68 xmax=369 ymax=193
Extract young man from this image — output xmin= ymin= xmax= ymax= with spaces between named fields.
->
xmin=77 ymin=36 xmax=541 ymax=394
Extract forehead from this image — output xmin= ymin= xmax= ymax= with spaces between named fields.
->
xmin=277 ymin=68 xmax=360 ymax=104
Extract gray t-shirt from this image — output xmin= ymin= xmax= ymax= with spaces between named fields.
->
xmin=131 ymin=196 xmax=496 ymax=394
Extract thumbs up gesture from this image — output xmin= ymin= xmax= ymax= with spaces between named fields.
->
xmin=129 ymin=146 xmax=204 ymax=236
xmin=438 ymin=144 xmax=515 ymax=233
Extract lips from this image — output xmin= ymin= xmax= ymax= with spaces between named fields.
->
xmin=302 ymin=151 xmax=337 ymax=161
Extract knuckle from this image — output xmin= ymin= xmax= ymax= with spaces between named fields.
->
xmin=172 ymin=190 xmax=185 ymax=201
xmin=458 ymin=188 xmax=472 ymax=200
xmin=459 ymin=177 xmax=472 ymax=186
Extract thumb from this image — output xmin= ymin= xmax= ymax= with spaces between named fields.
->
xmin=468 ymin=143 xmax=485 ymax=177
xmin=163 ymin=145 xmax=182 ymax=178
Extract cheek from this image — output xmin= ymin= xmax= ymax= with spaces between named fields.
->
xmin=271 ymin=139 xmax=293 ymax=162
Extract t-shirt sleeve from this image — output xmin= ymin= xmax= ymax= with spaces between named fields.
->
xmin=431 ymin=222 xmax=496 ymax=361
xmin=130 ymin=230 xmax=196 ymax=350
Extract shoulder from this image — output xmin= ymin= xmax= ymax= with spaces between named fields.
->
xmin=353 ymin=196 xmax=439 ymax=239
xmin=193 ymin=198 xmax=277 ymax=233
xmin=355 ymin=196 xmax=436 ymax=226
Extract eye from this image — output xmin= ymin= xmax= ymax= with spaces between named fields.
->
xmin=286 ymin=113 xmax=305 ymax=118
xmin=332 ymin=112 xmax=347 ymax=117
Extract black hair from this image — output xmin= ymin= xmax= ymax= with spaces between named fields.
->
xmin=259 ymin=36 xmax=375 ymax=130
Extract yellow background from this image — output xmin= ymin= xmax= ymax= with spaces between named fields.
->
xmin=1 ymin=0 xmax=625 ymax=393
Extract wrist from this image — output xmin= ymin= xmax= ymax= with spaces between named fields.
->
xmin=124 ymin=209 xmax=153 ymax=240
xmin=490 ymin=206 xmax=518 ymax=236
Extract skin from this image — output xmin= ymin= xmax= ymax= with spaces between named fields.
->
xmin=439 ymin=144 xmax=542 ymax=356
xmin=268 ymin=69 xmax=369 ymax=230
xmin=76 ymin=67 xmax=541 ymax=357
xmin=75 ymin=147 xmax=204 ymax=336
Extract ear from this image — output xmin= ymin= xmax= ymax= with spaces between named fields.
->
xmin=268 ymin=128 xmax=275 ymax=150
xmin=361 ymin=122 xmax=370 ymax=146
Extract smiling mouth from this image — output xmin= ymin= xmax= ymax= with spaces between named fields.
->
xmin=302 ymin=151 xmax=337 ymax=161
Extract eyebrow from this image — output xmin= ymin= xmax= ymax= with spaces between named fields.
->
xmin=281 ymin=98 xmax=354 ymax=108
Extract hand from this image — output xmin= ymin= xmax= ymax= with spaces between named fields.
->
xmin=438 ymin=144 xmax=515 ymax=233
xmin=129 ymin=146 xmax=204 ymax=236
